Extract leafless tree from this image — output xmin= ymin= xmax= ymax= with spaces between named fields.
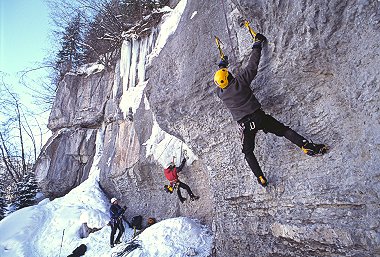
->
xmin=0 ymin=75 xmax=40 ymax=184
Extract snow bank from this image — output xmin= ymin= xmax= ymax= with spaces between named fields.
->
xmin=111 ymin=217 xmax=213 ymax=257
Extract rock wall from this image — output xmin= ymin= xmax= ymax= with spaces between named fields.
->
xmin=146 ymin=0 xmax=380 ymax=256
xmin=34 ymin=0 xmax=380 ymax=256
xmin=35 ymin=70 xmax=115 ymax=198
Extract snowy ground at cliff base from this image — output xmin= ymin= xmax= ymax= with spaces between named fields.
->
xmin=1 ymin=116 xmax=212 ymax=257
xmin=0 ymin=172 xmax=212 ymax=257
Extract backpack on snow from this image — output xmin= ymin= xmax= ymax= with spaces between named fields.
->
xmin=67 ymin=244 xmax=87 ymax=257
xmin=130 ymin=215 xmax=143 ymax=230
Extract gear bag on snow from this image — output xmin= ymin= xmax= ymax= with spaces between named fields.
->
xmin=131 ymin=215 xmax=143 ymax=230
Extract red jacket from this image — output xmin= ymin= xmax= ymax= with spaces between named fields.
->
xmin=164 ymin=167 xmax=178 ymax=184
xmin=164 ymin=159 xmax=186 ymax=185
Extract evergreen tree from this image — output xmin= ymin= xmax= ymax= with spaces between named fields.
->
xmin=55 ymin=12 xmax=85 ymax=82
xmin=12 ymin=172 xmax=39 ymax=211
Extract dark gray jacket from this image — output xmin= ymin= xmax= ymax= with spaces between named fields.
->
xmin=217 ymin=47 xmax=262 ymax=122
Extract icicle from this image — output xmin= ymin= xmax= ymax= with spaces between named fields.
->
xmin=119 ymin=32 xmax=156 ymax=117
xmin=120 ymin=40 xmax=132 ymax=91
xmin=137 ymin=37 xmax=148 ymax=84
xmin=129 ymin=38 xmax=140 ymax=88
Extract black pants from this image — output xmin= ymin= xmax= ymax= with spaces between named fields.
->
xmin=176 ymin=181 xmax=195 ymax=199
xmin=240 ymin=109 xmax=306 ymax=178
xmin=110 ymin=219 xmax=125 ymax=245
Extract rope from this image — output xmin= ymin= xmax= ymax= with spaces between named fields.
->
xmin=219 ymin=0 xmax=237 ymax=61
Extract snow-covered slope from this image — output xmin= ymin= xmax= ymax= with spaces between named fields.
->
xmin=0 ymin=127 xmax=212 ymax=257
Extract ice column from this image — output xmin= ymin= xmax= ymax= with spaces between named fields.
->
xmin=119 ymin=29 xmax=158 ymax=117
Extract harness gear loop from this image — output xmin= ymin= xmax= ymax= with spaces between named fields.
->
xmin=214 ymin=36 xmax=226 ymax=61
xmin=249 ymin=121 xmax=256 ymax=131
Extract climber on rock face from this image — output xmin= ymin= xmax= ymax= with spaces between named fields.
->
xmin=163 ymin=157 xmax=199 ymax=203
xmin=213 ymin=32 xmax=327 ymax=188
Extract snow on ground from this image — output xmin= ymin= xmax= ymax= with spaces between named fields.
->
xmin=126 ymin=217 xmax=213 ymax=257
xmin=0 ymin=127 xmax=212 ymax=257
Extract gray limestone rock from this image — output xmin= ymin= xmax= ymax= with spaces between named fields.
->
xmin=35 ymin=128 xmax=97 ymax=199
xmin=48 ymin=69 xmax=115 ymax=131
xmin=34 ymin=0 xmax=380 ymax=256
xmin=146 ymin=1 xmax=380 ymax=256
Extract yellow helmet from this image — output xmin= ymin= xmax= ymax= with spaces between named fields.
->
xmin=214 ymin=68 xmax=229 ymax=89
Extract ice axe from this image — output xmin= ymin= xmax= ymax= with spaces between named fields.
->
xmin=243 ymin=20 xmax=257 ymax=40
xmin=214 ymin=35 xmax=227 ymax=62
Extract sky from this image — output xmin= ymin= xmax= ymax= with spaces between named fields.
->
xmin=0 ymin=0 xmax=51 ymax=76
xmin=0 ymin=0 xmax=53 ymax=150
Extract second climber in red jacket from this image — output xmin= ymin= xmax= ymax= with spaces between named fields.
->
xmin=164 ymin=158 xmax=199 ymax=203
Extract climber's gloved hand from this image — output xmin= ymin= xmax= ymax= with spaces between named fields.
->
xmin=181 ymin=157 xmax=187 ymax=164
xmin=255 ymin=33 xmax=267 ymax=42
xmin=218 ymin=55 xmax=229 ymax=68
xmin=253 ymin=33 xmax=267 ymax=48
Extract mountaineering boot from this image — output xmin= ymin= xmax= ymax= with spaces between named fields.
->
xmin=110 ymin=244 xmax=115 ymax=248
xmin=190 ymin=195 xmax=200 ymax=201
xmin=257 ymin=176 xmax=268 ymax=187
xmin=179 ymin=197 xmax=186 ymax=203
xmin=302 ymin=141 xmax=328 ymax=156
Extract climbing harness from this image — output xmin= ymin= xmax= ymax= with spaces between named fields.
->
xmin=164 ymin=185 xmax=173 ymax=194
